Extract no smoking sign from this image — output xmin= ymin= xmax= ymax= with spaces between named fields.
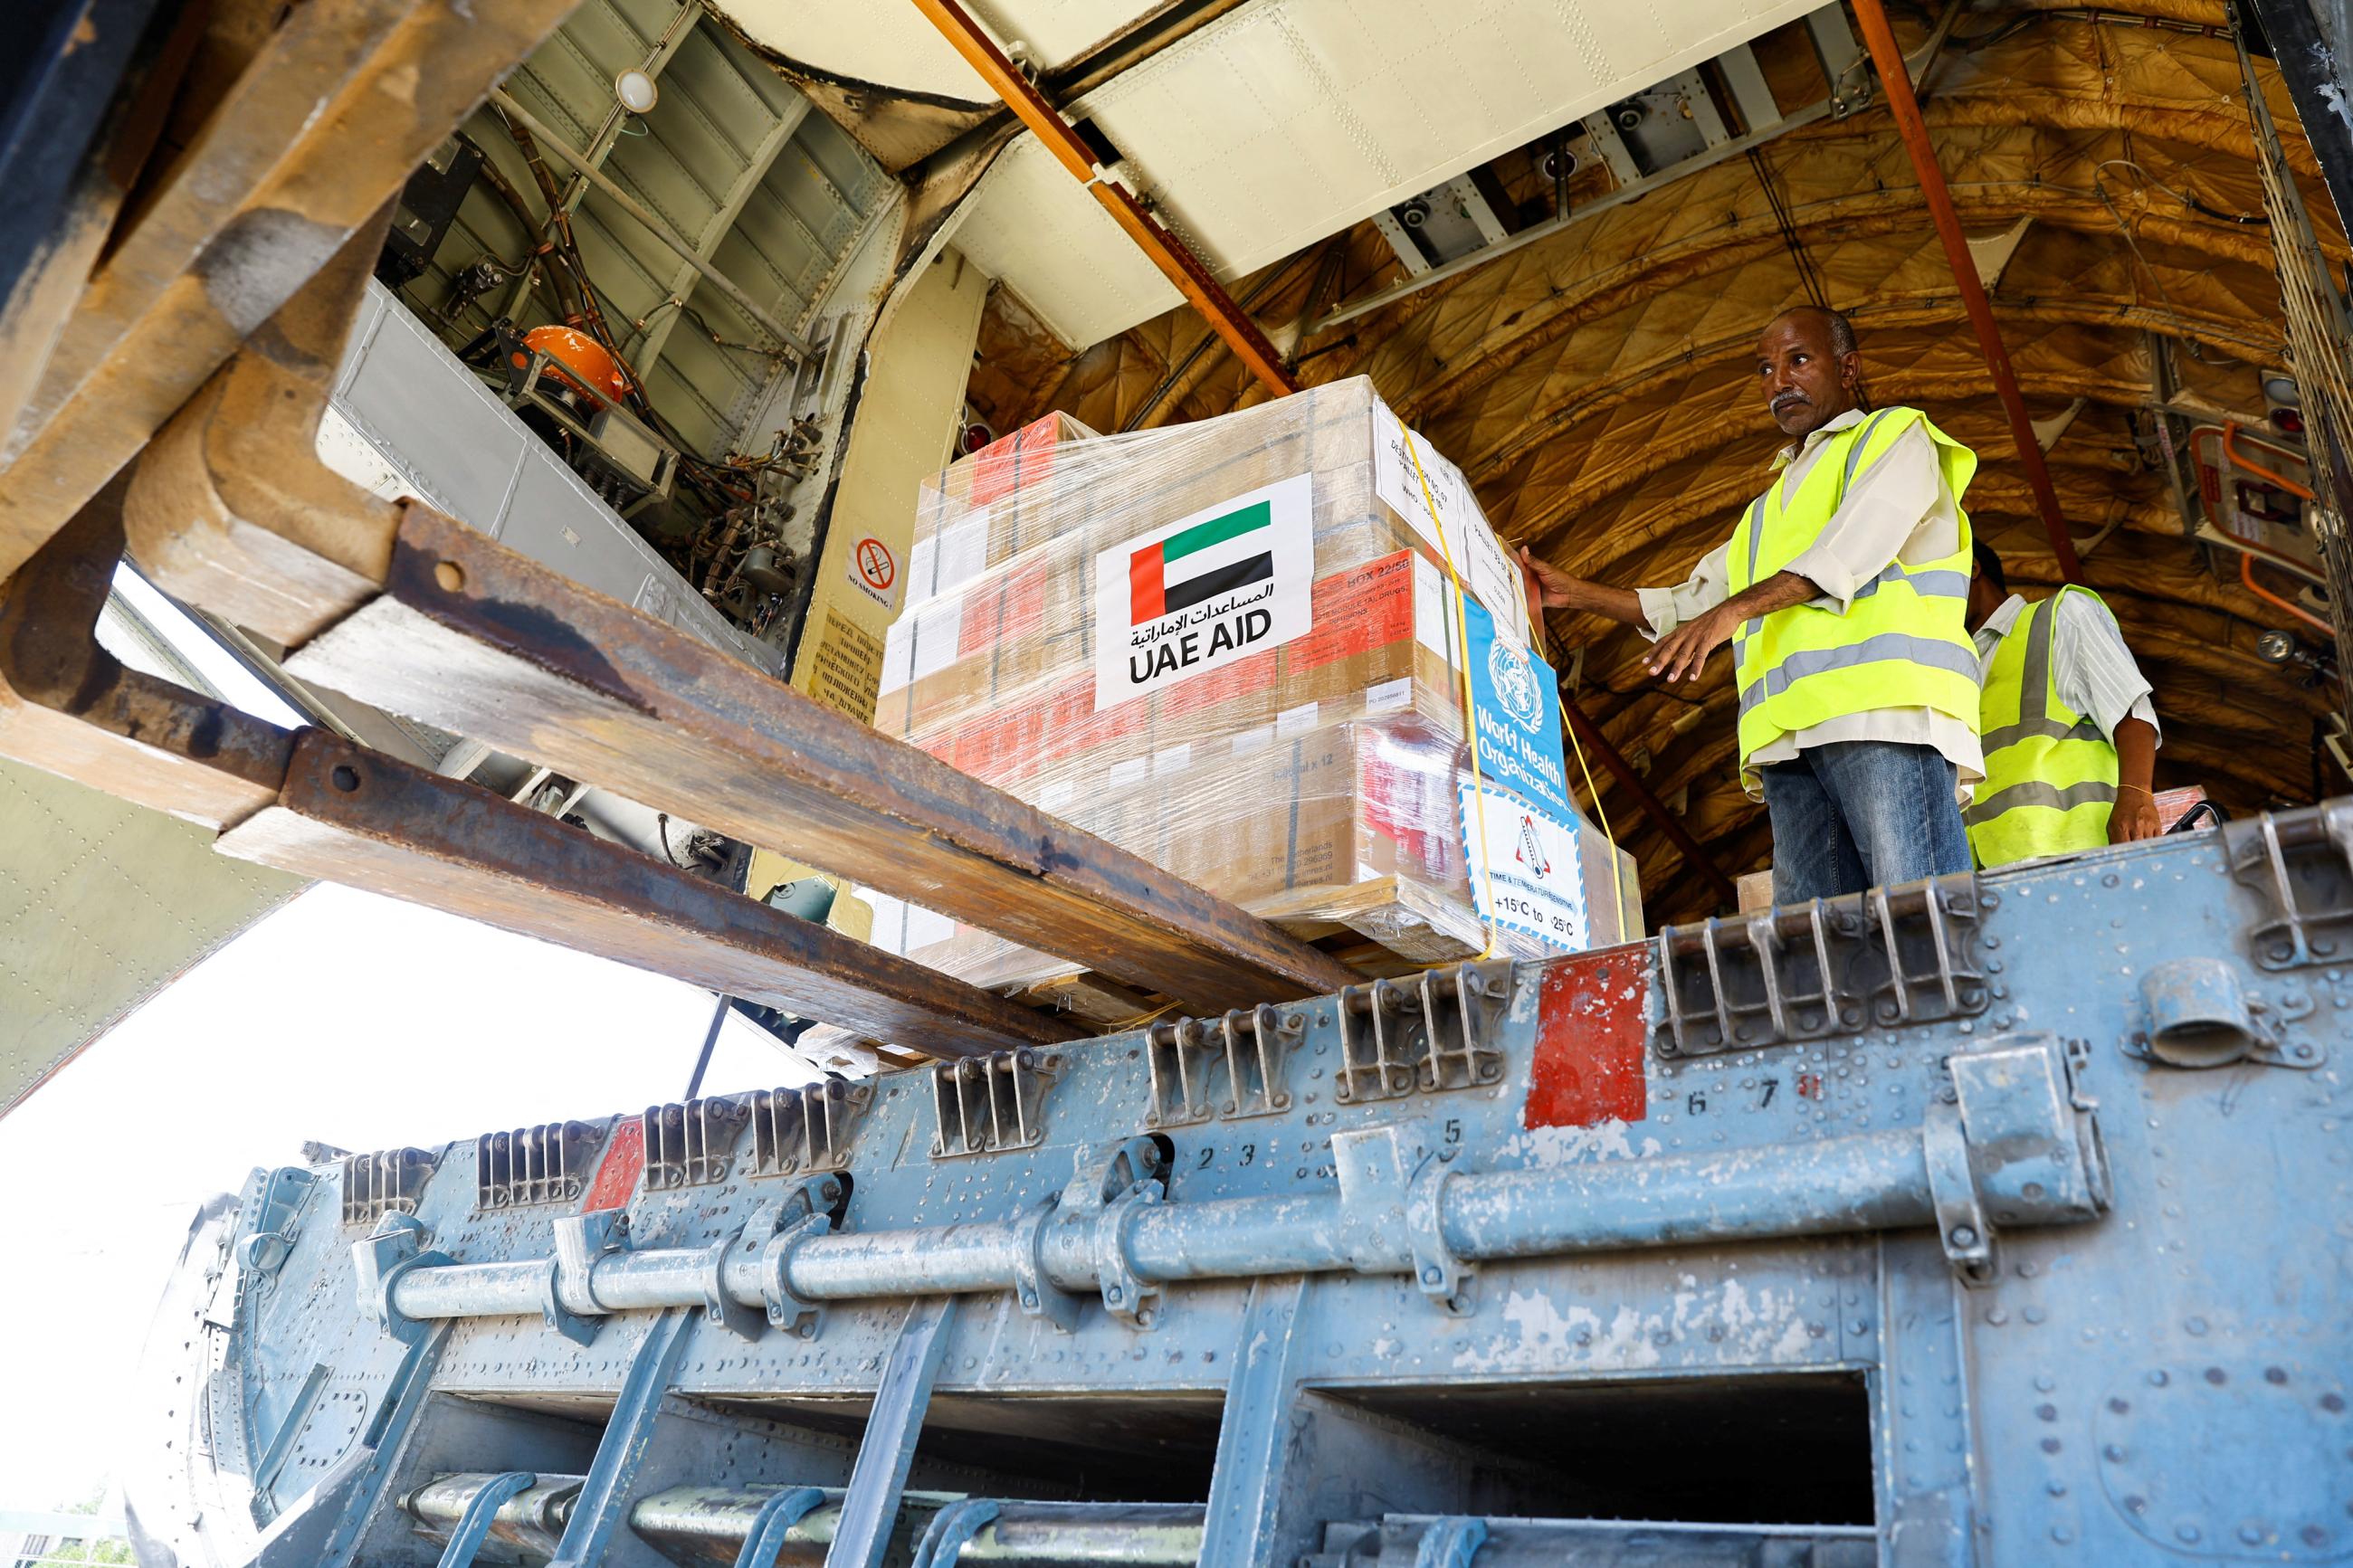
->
xmin=847 ymin=535 xmax=897 ymax=606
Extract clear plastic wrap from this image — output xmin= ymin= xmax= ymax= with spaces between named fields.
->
xmin=869 ymin=376 xmax=1640 ymax=997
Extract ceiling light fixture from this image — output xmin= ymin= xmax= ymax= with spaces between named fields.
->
xmin=614 ymin=68 xmax=659 ymax=116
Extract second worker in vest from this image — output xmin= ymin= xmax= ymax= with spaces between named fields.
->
xmin=1520 ymin=306 xmax=1981 ymax=902
xmin=1964 ymin=541 xmax=2163 ymax=867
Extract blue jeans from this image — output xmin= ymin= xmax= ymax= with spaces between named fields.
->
xmin=1760 ymin=741 xmax=1970 ymax=903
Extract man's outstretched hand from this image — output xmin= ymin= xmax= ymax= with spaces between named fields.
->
xmin=1519 ymin=546 xmax=1581 ymax=608
xmin=1646 ymin=569 xmax=1819 ymax=687
xmin=1647 ymin=603 xmax=1741 ymax=684
xmin=1513 ymin=546 xmax=1648 ymax=629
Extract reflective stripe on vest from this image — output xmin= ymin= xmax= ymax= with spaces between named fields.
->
xmin=1725 ymin=407 xmax=1981 ymax=781
xmin=1963 ymin=587 xmax=2119 ymax=870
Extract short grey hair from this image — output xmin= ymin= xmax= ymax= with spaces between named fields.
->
xmin=1777 ymin=304 xmax=1858 ymax=357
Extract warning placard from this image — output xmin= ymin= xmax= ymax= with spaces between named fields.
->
xmin=1459 ymin=784 xmax=1587 ymax=953
xmin=847 ymin=535 xmax=898 ymax=609
xmin=806 ymin=611 xmax=885 ymax=721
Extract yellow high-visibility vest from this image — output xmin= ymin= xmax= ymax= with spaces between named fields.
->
xmin=1726 ymin=407 xmax=1981 ymax=783
xmin=1964 ymin=587 xmax=2120 ymax=869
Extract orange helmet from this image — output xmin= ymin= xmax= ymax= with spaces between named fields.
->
xmin=521 ymin=325 xmax=629 ymax=404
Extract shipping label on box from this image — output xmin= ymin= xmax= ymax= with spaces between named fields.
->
xmin=1374 ymin=407 xmax=1532 ymax=648
xmin=1094 ymin=472 xmax=1316 ymax=709
xmin=1458 ymin=784 xmax=1589 ymax=953
xmin=1462 ymin=594 xmax=1572 ymax=821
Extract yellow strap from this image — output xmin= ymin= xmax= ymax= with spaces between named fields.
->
xmin=1395 ymin=413 xmax=1630 ymax=950
xmin=1557 ymin=691 xmax=1626 ymax=938
xmin=1395 ymin=414 xmax=1499 ymax=961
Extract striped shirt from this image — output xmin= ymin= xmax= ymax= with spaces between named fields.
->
xmin=1636 ymin=408 xmax=1984 ymax=798
xmin=1972 ymin=593 xmax=2160 ymax=743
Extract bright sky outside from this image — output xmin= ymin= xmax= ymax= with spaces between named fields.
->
xmin=0 ymin=882 xmax=812 ymax=1513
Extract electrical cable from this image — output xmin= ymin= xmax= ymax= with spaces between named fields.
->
xmin=1748 ymin=147 xmax=1833 ymax=313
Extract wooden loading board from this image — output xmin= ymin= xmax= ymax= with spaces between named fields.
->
xmin=0 ymin=207 xmax=1354 ymax=1063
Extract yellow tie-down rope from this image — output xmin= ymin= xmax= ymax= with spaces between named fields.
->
xmin=1394 ymin=414 xmax=1625 ymax=949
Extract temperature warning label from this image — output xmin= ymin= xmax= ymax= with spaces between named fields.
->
xmin=1458 ymin=784 xmax=1587 ymax=953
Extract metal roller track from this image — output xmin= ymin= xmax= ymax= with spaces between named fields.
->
xmin=403 ymin=1474 xmax=1872 ymax=1567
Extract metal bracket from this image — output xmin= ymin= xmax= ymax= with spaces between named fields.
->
xmin=1010 ymin=1194 xmax=1081 ymax=1333
xmin=539 ymin=1256 xmax=600 ymax=1347
xmin=1060 ymin=1138 xmax=1170 ymax=1329
xmin=1144 ymin=1014 xmax=1224 ymax=1127
xmin=1412 ymin=1516 xmax=1491 ymax=1568
xmin=752 ymin=1172 xmax=849 ymax=1338
xmin=433 ymin=1471 xmax=537 ymax=1568
xmin=1144 ymin=1003 xmax=1305 ymax=1126
xmin=1336 ymin=1124 xmax=1473 ymax=1314
xmin=341 ymin=1146 xmax=437 ymax=1225
xmin=2227 ymin=803 xmax=2353 ymax=969
xmin=1095 ymin=1183 xmax=1163 ymax=1327
xmin=729 ymin=1487 xmax=827 ymax=1568
xmin=2130 ymin=955 xmax=2325 ymax=1070
xmin=699 ymin=1218 xmax=766 ymax=1343
xmin=238 ymin=1165 xmax=319 ymax=1276
xmin=910 ymin=1498 xmax=1002 ymax=1568
xmin=750 ymin=1076 xmax=872 ymax=1175
xmin=643 ymin=1094 xmax=752 ymax=1189
xmin=1406 ymin=1157 xmax=1473 ymax=1316
xmin=1336 ymin=961 xmax=1513 ymax=1103
xmin=351 ymin=1212 xmax=452 ymax=1342
xmin=1653 ymin=874 xmax=1988 ymax=1057
xmin=1921 ymin=1104 xmax=1996 ymax=1287
xmin=930 ymin=1048 xmax=1062 ymax=1157
xmin=545 ymin=1209 xmax=629 ymax=1345
xmin=476 ymin=1119 xmax=608 ymax=1209
xmin=1925 ymin=1034 xmax=2115 ymax=1286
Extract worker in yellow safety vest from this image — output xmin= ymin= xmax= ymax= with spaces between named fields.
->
xmin=1964 ymin=540 xmax=2163 ymax=867
xmin=1519 ymin=306 xmax=1982 ymax=903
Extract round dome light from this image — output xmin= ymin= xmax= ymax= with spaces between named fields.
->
xmin=614 ymin=68 xmax=659 ymax=115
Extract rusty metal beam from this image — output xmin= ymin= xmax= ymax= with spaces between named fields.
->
xmin=0 ymin=492 xmax=1079 ymax=1057
xmin=0 ymin=0 xmax=576 ymax=584
xmin=908 ymin=0 xmax=1299 ymax=398
xmin=273 ymin=500 xmax=1356 ymax=1012
xmin=217 ymin=732 xmax=1075 ymax=1057
xmin=1560 ymin=693 xmax=1739 ymax=911
xmin=0 ymin=477 xmax=294 ymax=829
xmin=1847 ymin=0 xmax=2083 ymax=584
xmin=118 ymin=238 xmax=1351 ymax=1012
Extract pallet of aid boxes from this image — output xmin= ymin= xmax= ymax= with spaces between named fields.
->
xmin=870 ymin=379 xmax=1639 ymax=1013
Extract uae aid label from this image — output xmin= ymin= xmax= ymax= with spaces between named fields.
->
xmin=1093 ymin=472 xmax=1314 ymax=708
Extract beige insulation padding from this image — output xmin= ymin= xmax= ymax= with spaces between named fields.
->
xmin=961 ymin=9 xmax=2345 ymax=920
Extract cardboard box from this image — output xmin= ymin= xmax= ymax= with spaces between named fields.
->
xmin=875 ymin=378 xmax=1627 ymax=984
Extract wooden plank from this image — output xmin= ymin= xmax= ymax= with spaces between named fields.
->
xmin=218 ymin=731 xmax=1074 ymax=1058
xmin=281 ymin=502 xmax=1358 ymax=1014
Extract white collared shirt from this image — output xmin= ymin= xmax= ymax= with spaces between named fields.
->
xmin=1972 ymin=592 xmax=2160 ymax=741
xmin=1636 ymin=408 xmax=1984 ymax=798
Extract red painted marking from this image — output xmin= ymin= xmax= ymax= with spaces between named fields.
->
xmin=1796 ymin=1072 xmax=1824 ymax=1100
xmin=1524 ymin=951 xmax=1649 ymax=1129
xmin=581 ymin=1119 xmax=644 ymax=1212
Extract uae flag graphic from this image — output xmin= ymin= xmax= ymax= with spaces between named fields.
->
xmin=1128 ymin=499 xmax=1274 ymax=624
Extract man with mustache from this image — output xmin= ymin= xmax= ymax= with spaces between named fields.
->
xmin=1520 ymin=306 xmax=1981 ymax=903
